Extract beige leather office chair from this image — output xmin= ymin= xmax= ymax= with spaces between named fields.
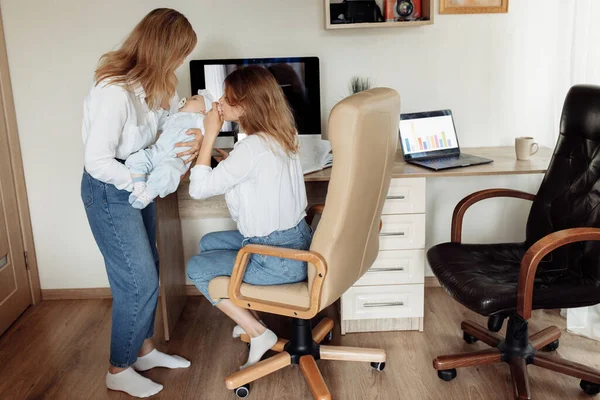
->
xmin=208 ymin=88 xmax=401 ymax=399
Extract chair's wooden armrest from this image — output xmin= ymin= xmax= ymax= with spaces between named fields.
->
xmin=306 ymin=204 xmax=325 ymax=225
xmin=452 ymin=189 xmax=536 ymax=243
xmin=517 ymin=228 xmax=600 ymax=320
xmin=228 ymin=244 xmax=328 ymax=320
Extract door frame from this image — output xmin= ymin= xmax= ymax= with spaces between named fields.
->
xmin=0 ymin=7 xmax=41 ymax=305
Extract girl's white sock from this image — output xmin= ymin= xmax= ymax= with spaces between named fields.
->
xmin=132 ymin=349 xmax=191 ymax=372
xmin=240 ymin=329 xmax=278 ymax=370
xmin=105 ymin=367 xmax=163 ymax=398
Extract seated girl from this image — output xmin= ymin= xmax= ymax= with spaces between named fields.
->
xmin=186 ymin=66 xmax=312 ymax=369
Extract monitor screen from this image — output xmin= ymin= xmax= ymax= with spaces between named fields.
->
xmin=399 ymin=110 xmax=460 ymax=159
xmin=190 ymin=57 xmax=321 ymax=137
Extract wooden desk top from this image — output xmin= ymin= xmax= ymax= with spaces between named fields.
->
xmin=177 ymin=146 xmax=552 ymax=218
xmin=304 ymin=146 xmax=553 ymax=182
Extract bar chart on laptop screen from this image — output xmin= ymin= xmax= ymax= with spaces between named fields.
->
xmin=400 ymin=115 xmax=459 ymax=155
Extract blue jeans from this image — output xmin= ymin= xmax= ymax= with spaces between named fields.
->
xmin=81 ymin=170 xmax=159 ymax=368
xmin=187 ymin=220 xmax=313 ymax=305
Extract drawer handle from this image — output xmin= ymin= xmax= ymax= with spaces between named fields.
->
xmin=0 ymin=255 xmax=7 ymax=269
xmin=380 ymin=232 xmax=405 ymax=236
xmin=364 ymin=301 xmax=404 ymax=308
xmin=369 ymin=267 xmax=405 ymax=272
xmin=386 ymin=195 xmax=406 ymax=200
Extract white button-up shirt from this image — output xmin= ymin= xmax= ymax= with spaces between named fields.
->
xmin=189 ymin=135 xmax=308 ymax=238
xmin=82 ymin=80 xmax=178 ymax=190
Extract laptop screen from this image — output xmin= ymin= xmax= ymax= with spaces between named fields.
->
xmin=399 ymin=110 xmax=460 ymax=160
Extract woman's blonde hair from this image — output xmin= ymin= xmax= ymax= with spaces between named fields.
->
xmin=224 ymin=67 xmax=299 ymax=154
xmin=94 ymin=8 xmax=196 ymax=110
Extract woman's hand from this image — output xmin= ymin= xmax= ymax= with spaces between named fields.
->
xmin=175 ymin=129 xmax=203 ymax=163
xmin=214 ymin=148 xmax=229 ymax=162
xmin=203 ymin=102 xmax=224 ymax=139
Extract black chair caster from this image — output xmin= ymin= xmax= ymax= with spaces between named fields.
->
xmin=438 ymin=369 xmax=457 ymax=382
xmin=542 ymin=339 xmax=559 ymax=352
xmin=580 ymin=380 xmax=600 ymax=396
xmin=463 ymin=332 xmax=479 ymax=344
xmin=234 ymin=384 xmax=250 ymax=398
xmin=371 ymin=362 xmax=385 ymax=371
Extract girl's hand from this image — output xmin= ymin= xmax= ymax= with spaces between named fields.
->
xmin=203 ymin=102 xmax=224 ymax=139
xmin=214 ymin=148 xmax=230 ymax=162
xmin=175 ymin=129 xmax=203 ymax=163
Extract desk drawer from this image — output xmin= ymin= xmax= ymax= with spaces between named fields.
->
xmin=342 ymin=284 xmax=424 ymax=320
xmin=355 ymin=250 xmax=425 ymax=286
xmin=382 ymin=178 xmax=426 ymax=215
xmin=379 ymin=214 xmax=425 ymax=250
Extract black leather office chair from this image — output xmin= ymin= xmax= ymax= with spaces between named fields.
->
xmin=427 ymin=85 xmax=600 ymax=400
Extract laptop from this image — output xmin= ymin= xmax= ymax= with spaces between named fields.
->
xmin=399 ymin=110 xmax=493 ymax=171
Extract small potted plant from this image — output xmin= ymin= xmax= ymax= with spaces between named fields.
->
xmin=349 ymin=76 xmax=374 ymax=94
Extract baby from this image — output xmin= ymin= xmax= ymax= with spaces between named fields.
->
xmin=126 ymin=90 xmax=214 ymax=209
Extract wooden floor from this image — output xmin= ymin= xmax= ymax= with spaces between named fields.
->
xmin=0 ymin=288 xmax=599 ymax=400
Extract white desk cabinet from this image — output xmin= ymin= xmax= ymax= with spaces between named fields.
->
xmin=340 ymin=178 xmax=426 ymax=334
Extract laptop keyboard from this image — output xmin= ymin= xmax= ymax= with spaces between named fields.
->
xmin=418 ymin=154 xmax=472 ymax=167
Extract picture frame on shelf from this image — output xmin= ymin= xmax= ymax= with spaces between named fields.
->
xmin=439 ymin=0 xmax=508 ymax=14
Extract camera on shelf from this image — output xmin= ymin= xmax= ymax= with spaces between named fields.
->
xmin=384 ymin=0 xmax=422 ymax=21
xmin=330 ymin=0 xmax=385 ymax=24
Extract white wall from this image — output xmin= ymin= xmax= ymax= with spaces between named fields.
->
xmin=1 ymin=0 xmax=560 ymax=289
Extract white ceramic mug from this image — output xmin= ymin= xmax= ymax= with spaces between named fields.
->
xmin=515 ymin=137 xmax=539 ymax=160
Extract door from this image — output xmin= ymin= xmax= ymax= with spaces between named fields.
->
xmin=0 ymin=97 xmax=30 ymax=336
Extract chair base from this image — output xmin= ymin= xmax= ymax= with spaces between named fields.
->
xmin=433 ymin=315 xmax=600 ymax=400
xmin=225 ymin=317 xmax=386 ymax=399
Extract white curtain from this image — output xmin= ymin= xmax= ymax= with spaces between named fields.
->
xmin=554 ymin=0 xmax=600 ymax=132
xmin=555 ymin=0 xmax=600 ymax=341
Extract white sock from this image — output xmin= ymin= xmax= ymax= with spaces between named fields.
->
xmin=132 ymin=349 xmax=191 ymax=372
xmin=232 ymin=320 xmax=265 ymax=338
xmin=105 ymin=367 xmax=163 ymax=398
xmin=132 ymin=191 xmax=155 ymax=210
xmin=129 ymin=182 xmax=147 ymax=205
xmin=240 ymin=329 xmax=278 ymax=369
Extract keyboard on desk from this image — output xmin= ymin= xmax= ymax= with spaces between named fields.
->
xmin=409 ymin=153 xmax=493 ymax=171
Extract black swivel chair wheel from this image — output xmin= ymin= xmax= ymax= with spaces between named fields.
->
xmin=371 ymin=362 xmax=386 ymax=371
xmin=234 ymin=384 xmax=250 ymax=398
xmin=438 ymin=369 xmax=457 ymax=382
xmin=542 ymin=339 xmax=559 ymax=352
xmin=580 ymin=380 xmax=600 ymax=396
xmin=463 ymin=332 xmax=479 ymax=344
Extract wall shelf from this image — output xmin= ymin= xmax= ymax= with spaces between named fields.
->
xmin=325 ymin=0 xmax=434 ymax=30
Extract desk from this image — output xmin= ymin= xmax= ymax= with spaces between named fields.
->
xmin=156 ymin=146 xmax=553 ymax=339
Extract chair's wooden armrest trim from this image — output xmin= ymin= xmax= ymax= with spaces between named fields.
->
xmin=452 ymin=189 xmax=536 ymax=243
xmin=306 ymin=204 xmax=325 ymax=225
xmin=518 ymin=228 xmax=600 ymax=320
xmin=228 ymin=244 xmax=328 ymax=320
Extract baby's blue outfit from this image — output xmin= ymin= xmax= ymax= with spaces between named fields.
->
xmin=125 ymin=91 xmax=213 ymax=206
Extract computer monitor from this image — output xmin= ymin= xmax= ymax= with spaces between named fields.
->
xmin=399 ymin=110 xmax=461 ymax=160
xmin=190 ymin=57 xmax=321 ymax=137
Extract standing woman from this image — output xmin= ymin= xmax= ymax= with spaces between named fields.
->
xmin=81 ymin=9 xmax=200 ymax=398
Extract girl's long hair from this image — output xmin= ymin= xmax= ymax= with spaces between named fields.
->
xmin=224 ymin=66 xmax=299 ymax=154
xmin=94 ymin=8 xmax=196 ymax=109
